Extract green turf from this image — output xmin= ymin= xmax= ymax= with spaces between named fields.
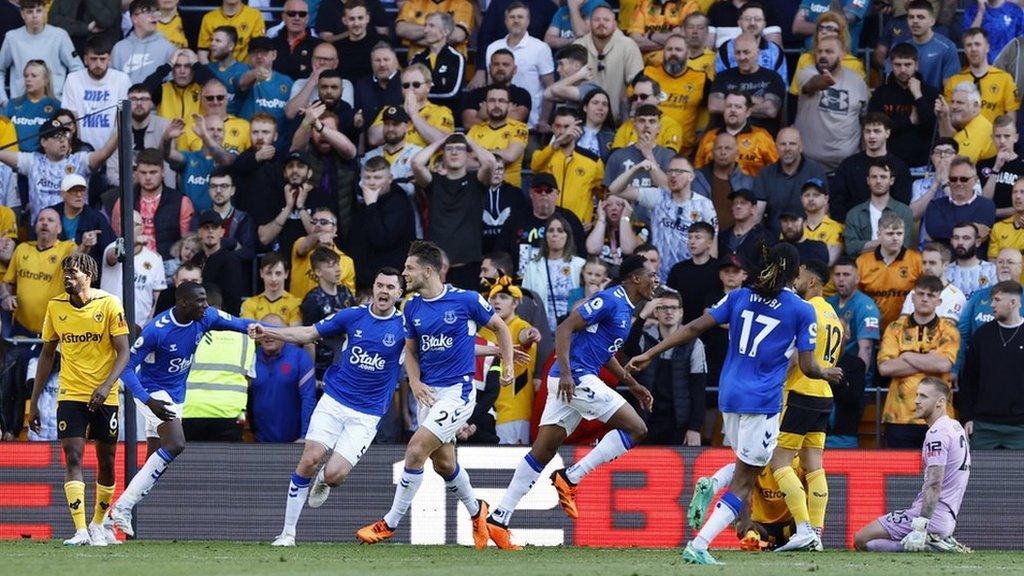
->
xmin=2 ymin=541 xmax=1022 ymax=576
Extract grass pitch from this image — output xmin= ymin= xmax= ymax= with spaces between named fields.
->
xmin=2 ymin=541 xmax=1022 ymax=576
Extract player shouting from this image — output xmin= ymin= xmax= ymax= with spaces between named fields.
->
xmin=107 ymin=282 xmax=257 ymax=536
xmin=485 ymin=255 xmax=657 ymax=550
xmin=29 ymin=253 xmax=131 ymax=546
xmin=854 ymin=377 xmax=971 ymax=553
xmin=356 ymin=242 xmax=517 ymax=549
xmin=252 ymin=268 xmax=407 ymax=547
xmin=627 ymin=244 xmax=843 ymax=565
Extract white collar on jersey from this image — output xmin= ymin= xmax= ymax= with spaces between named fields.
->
xmin=169 ymin=308 xmax=194 ymax=327
xmin=420 ymin=284 xmax=450 ymax=302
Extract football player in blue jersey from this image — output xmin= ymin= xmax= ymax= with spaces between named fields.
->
xmin=107 ymin=282 xmax=257 ymax=537
xmin=484 ymin=255 xmax=658 ymax=550
xmin=356 ymin=241 xmax=517 ymax=549
xmin=246 ymin=268 xmax=407 ymax=547
xmin=626 ymin=244 xmax=844 ymax=565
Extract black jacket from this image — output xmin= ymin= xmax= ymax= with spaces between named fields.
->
xmin=346 ymin=184 xmax=416 ymax=291
xmin=627 ymin=324 xmax=707 ymax=430
xmin=199 ymin=247 xmax=246 ymax=315
xmin=961 ymin=320 xmax=1024 ymax=425
xmin=271 ymin=30 xmax=320 ymax=80
xmin=410 ymin=46 xmax=466 ymax=110
xmin=867 ymin=72 xmax=939 ymax=170
xmin=830 ymin=152 xmax=914 ymax=222
xmin=354 ymin=72 xmax=403 ymax=133
xmin=230 ymin=148 xmax=285 ymax=224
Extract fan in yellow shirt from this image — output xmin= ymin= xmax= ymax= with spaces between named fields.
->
xmin=158 ymin=2 xmax=189 ymax=49
xmin=944 ymin=29 xmax=1019 ymax=122
xmin=478 ymin=276 xmax=540 ymax=445
xmin=290 ymin=209 xmax=357 ymax=298
xmin=31 ymin=252 xmax=130 ymax=544
xmin=1 ymin=208 xmax=79 ymax=334
xmin=241 ymin=253 xmax=303 ymax=326
xmin=198 ymin=1 xmax=266 ymax=62
xmin=643 ymin=34 xmax=711 ymax=156
xmin=371 ymin=65 xmax=454 ymax=148
xmin=531 ymin=108 xmax=605 ymax=225
xmin=466 ymin=85 xmax=529 ymax=187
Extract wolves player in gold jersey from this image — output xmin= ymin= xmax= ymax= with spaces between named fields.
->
xmin=29 ymin=253 xmax=131 ymax=545
xmin=770 ymin=258 xmax=843 ymax=551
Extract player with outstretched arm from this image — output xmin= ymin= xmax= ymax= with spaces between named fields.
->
xmin=854 ymin=376 xmax=971 ymax=553
xmin=356 ymin=241 xmax=517 ymax=549
xmin=626 ymin=244 xmax=844 ymax=565
xmin=252 ymin=268 xmax=407 ymax=547
xmin=107 ymin=282 xmax=258 ymax=536
xmin=485 ymin=255 xmax=658 ymax=550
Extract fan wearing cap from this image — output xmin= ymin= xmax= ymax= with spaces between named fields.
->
xmin=257 ymin=150 xmax=315 ymax=254
xmin=800 ymin=178 xmax=844 ymax=265
xmin=237 ymin=37 xmax=294 ymax=126
xmin=0 ymin=117 xmax=118 ymax=224
xmin=484 ymin=255 xmax=657 ymax=549
xmin=717 ymin=188 xmax=774 ymax=272
xmin=52 ymin=173 xmax=115 ymax=267
xmin=605 ymin=103 xmax=674 ymax=199
xmin=196 ymin=208 xmax=246 ymax=314
xmin=501 ymin=172 xmax=587 ymax=273
xmin=779 ymin=209 xmax=830 ymax=268
xmin=695 ymin=90 xmax=778 ymax=177
xmin=478 ymin=276 xmax=542 ymax=445
xmin=360 ymin=105 xmax=424 ymax=232
xmin=531 ymin=107 xmax=604 ymax=225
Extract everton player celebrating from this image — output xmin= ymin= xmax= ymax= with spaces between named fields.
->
xmin=108 ymin=282 xmax=257 ymax=537
xmin=485 ymin=255 xmax=658 ymax=550
xmin=357 ymin=242 xmax=517 ymax=549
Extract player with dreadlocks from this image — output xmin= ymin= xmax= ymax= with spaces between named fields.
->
xmin=29 ymin=252 xmax=131 ymax=546
xmin=627 ymin=243 xmax=844 ymax=564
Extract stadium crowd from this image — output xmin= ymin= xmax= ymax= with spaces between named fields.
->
xmin=0 ymin=0 xmax=1023 ymax=450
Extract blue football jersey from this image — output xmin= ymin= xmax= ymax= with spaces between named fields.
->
xmin=403 ymin=285 xmax=494 ymax=388
xmin=550 ymin=285 xmax=635 ymax=380
xmin=316 ymin=305 xmax=406 ymax=417
xmin=121 ymin=306 xmax=255 ymax=404
xmin=709 ymin=287 xmax=817 ymax=414
xmin=238 ymin=71 xmax=293 ymax=124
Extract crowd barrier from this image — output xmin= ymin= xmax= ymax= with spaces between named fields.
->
xmin=2 ymin=444 xmax=1020 ymax=549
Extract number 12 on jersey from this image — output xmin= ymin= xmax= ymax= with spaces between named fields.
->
xmin=737 ymin=310 xmax=780 ymax=357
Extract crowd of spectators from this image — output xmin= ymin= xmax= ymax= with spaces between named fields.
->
xmin=1 ymin=0 xmax=1024 ymax=450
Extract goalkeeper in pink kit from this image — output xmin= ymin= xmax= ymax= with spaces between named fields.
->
xmin=854 ymin=377 xmax=971 ymax=553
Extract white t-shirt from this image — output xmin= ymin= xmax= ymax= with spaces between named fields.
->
xmin=60 ymin=68 xmax=131 ymax=183
xmin=485 ymin=35 xmax=554 ymax=128
xmin=100 ymin=241 xmax=167 ymax=327
xmin=868 ymin=203 xmax=884 ymax=240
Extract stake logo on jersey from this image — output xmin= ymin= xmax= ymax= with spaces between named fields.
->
xmin=316 ymin=305 xmax=406 ymax=417
xmin=403 ymin=285 xmax=494 ymax=387
xmin=709 ymin=287 xmax=817 ymax=414
xmin=550 ymin=285 xmax=636 ymax=380
xmin=120 ymin=306 xmax=255 ymax=404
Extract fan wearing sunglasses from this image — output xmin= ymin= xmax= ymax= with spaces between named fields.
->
xmin=368 ymin=64 xmax=453 ymax=148
xmin=178 ymin=78 xmax=251 ymax=155
xmin=611 ymin=76 xmax=683 ymax=153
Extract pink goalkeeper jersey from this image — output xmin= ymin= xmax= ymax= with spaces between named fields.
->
xmin=916 ymin=415 xmax=971 ymax=518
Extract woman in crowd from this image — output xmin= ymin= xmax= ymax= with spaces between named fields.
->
xmin=522 ymin=214 xmax=586 ymax=332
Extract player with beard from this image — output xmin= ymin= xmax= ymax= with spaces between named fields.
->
xmin=643 ymin=33 xmax=711 ymax=156
xmin=30 ymin=253 xmax=130 ymax=545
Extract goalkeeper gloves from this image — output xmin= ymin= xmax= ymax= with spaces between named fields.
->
xmin=900 ymin=517 xmax=930 ymax=552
